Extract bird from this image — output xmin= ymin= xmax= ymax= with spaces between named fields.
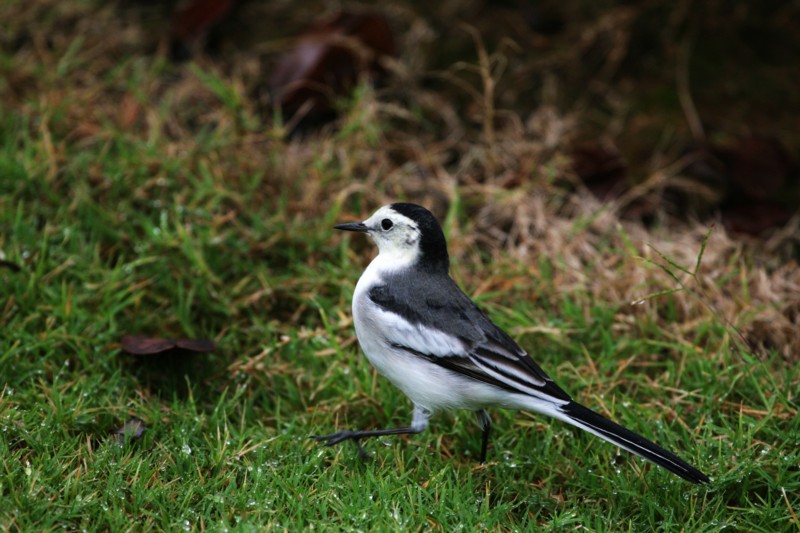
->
xmin=314 ymin=202 xmax=709 ymax=484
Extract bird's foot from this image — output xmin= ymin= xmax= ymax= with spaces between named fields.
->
xmin=311 ymin=430 xmax=373 ymax=459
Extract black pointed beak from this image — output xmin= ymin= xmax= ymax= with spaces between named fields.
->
xmin=334 ymin=222 xmax=369 ymax=232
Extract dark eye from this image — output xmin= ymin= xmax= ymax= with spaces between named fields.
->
xmin=381 ymin=218 xmax=394 ymax=230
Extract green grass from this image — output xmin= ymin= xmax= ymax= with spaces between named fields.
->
xmin=2 ymin=2 xmax=800 ymax=531
xmin=2 ymin=138 xmax=799 ymax=531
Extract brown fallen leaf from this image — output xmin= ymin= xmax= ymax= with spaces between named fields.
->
xmin=118 ymin=93 xmax=142 ymax=130
xmin=121 ymin=335 xmax=216 ymax=355
xmin=680 ymin=136 xmax=799 ymax=234
xmin=721 ymin=202 xmax=794 ymax=236
xmin=570 ymin=140 xmax=628 ymax=200
xmin=719 ymin=135 xmax=796 ymax=201
xmin=112 ymin=417 xmax=146 ymax=445
xmin=270 ymin=10 xmax=395 ymax=123
xmin=169 ymin=0 xmax=238 ymax=61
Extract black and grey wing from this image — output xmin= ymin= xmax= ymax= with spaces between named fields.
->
xmin=368 ymin=279 xmax=572 ymax=404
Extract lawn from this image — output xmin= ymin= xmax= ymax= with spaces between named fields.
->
xmin=1 ymin=1 xmax=799 ymax=531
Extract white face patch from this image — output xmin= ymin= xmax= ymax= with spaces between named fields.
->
xmin=361 ymin=206 xmax=422 ymax=270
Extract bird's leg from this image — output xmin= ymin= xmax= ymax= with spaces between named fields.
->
xmin=312 ymin=405 xmax=432 ymax=459
xmin=476 ymin=409 xmax=492 ymax=464
xmin=313 ymin=427 xmax=422 ymax=459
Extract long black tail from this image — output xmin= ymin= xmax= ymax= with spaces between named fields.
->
xmin=559 ymin=401 xmax=709 ymax=484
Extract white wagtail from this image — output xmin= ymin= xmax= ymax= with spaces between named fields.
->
xmin=315 ymin=202 xmax=709 ymax=484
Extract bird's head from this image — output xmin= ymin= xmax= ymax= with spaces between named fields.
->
xmin=335 ymin=203 xmax=449 ymax=273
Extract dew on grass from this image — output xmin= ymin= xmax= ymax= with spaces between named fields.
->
xmin=181 ymin=519 xmax=191 ymax=531
xmin=181 ymin=444 xmax=192 ymax=455
xmin=391 ymin=508 xmax=404 ymax=527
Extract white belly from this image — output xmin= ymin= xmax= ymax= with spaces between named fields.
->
xmin=351 ymin=269 xmax=508 ymax=413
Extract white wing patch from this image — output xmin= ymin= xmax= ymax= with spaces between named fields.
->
xmin=374 ymin=307 xmax=467 ymax=358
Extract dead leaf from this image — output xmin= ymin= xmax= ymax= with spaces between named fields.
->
xmin=721 ymin=136 xmax=796 ymax=201
xmin=270 ymin=10 xmax=395 ymax=120
xmin=169 ymin=0 xmax=237 ymax=61
xmin=570 ymin=140 xmax=628 ymax=200
xmin=121 ymin=335 xmax=216 ymax=355
xmin=112 ymin=417 xmax=146 ymax=445
xmin=118 ymin=93 xmax=141 ymax=129
xmin=721 ymin=202 xmax=794 ymax=236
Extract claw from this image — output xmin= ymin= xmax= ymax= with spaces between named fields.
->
xmin=311 ymin=430 xmax=373 ymax=459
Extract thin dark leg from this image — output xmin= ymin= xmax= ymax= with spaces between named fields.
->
xmin=314 ymin=405 xmax=432 ymax=460
xmin=480 ymin=423 xmax=491 ymax=464
xmin=312 ymin=426 xmax=424 ymax=459
xmin=476 ymin=409 xmax=492 ymax=464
